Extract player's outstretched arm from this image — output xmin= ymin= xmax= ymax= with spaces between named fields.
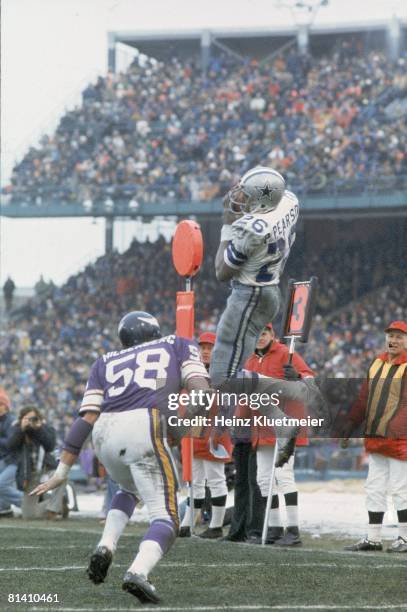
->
xmin=30 ymin=411 xmax=99 ymax=496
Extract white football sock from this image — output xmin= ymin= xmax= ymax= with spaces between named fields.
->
xmin=128 ymin=540 xmax=163 ymax=578
xmin=398 ymin=523 xmax=407 ymax=540
xmin=269 ymin=508 xmax=282 ymax=527
xmin=286 ymin=505 xmax=299 ymax=527
xmin=98 ymin=509 xmax=129 ymax=552
xmin=181 ymin=504 xmax=201 ymax=527
xmin=367 ymin=524 xmax=382 ymax=542
xmin=209 ymin=505 xmax=226 ymax=529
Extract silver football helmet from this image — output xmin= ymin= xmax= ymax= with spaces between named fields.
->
xmin=226 ymin=166 xmax=285 ymax=215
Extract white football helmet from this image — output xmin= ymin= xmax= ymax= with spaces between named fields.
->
xmin=226 ymin=166 xmax=286 ymax=215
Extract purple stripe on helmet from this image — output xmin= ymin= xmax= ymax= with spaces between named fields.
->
xmin=110 ymin=490 xmax=138 ymax=518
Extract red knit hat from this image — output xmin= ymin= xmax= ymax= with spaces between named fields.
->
xmin=198 ymin=332 xmax=216 ymax=345
xmin=0 ymin=387 xmax=11 ymax=410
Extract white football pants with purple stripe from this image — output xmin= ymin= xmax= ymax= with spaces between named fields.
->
xmin=92 ymin=408 xmax=179 ymax=529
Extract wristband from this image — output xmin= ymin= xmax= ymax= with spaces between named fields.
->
xmin=220 ymin=225 xmax=233 ymax=242
xmin=54 ymin=462 xmax=70 ymax=480
xmin=63 ymin=417 xmax=93 ymax=455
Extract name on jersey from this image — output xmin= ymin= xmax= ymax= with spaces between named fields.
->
xmin=102 ymin=334 xmax=176 ymax=362
xmin=267 ymin=204 xmax=299 ymax=242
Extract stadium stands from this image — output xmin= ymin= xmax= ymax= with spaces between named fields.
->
xmin=3 ymin=39 xmax=406 ymax=207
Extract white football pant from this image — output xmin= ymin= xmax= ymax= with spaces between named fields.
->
xmin=365 ymin=453 xmax=407 ymax=512
xmin=256 ymin=445 xmax=296 ymax=497
xmin=92 ymin=408 xmax=179 ymax=527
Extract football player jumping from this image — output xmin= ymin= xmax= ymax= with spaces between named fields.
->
xmin=210 ymin=166 xmax=322 ymax=465
xmin=31 ymin=311 xmax=212 ymax=604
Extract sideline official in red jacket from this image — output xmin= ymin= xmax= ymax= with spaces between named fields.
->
xmin=344 ymin=321 xmax=407 ymax=553
xmin=244 ymin=323 xmax=314 ymax=546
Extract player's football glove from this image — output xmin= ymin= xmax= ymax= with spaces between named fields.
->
xmin=283 ymin=364 xmax=300 ymax=381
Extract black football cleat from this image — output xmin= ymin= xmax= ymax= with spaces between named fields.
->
xmin=87 ymin=546 xmax=113 ymax=584
xmin=178 ymin=526 xmax=191 ymax=538
xmin=199 ymin=527 xmax=223 ymax=539
xmin=247 ymin=527 xmax=284 ymax=545
xmin=344 ymin=538 xmax=383 ymax=552
xmin=122 ymin=571 xmax=161 ymax=604
xmin=274 ymin=526 xmax=302 ymax=546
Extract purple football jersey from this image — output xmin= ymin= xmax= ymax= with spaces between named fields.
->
xmin=79 ymin=335 xmax=208 ymax=415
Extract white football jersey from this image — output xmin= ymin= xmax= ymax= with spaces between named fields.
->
xmin=224 ymin=191 xmax=299 ymax=287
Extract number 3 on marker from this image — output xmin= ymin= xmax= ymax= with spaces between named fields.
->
xmin=290 ymin=285 xmax=308 ymax=333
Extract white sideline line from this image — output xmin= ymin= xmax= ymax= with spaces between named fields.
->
xmin=0 ymin=524 xmax=103 ymax=535
xmin=0 ymin=524 xmax=137 ymax=536
xmin=2 ymin=561 xmax=406 ymax=572
xmin=30 ymin=605 xmax=407 ymax=611
xmin=2 ymin=545 xmax=83 ymax=550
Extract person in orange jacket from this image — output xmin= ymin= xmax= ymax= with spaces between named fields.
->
xmin=244 ymin=323 xmax=314 ymax=546
xmin=179 ymin=332 xmax=233 ymax=539
xmin=342 ymin=321 xmax=407 ymax=553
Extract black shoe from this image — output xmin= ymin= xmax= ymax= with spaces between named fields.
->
xmin=276 ymin=434 xmax=297 ymax=468
xmin=247 ymin=527 xmax=284 ymax=545
xmin=221 ymin=534 xmax=246 ymax=542
xmin=122 ymin=571 xmax=160 ymax=604
xmin=178 ymin=526 xmax=191 ymax=538
xmin=344 ymin=538 xmax=383 ymax=552
xmin=87 ymin=546 xmax=113 ymax=584
xmin=266 ymin=526 xmax=285 ymax=544
xmin=0 ymin=509 xmax=13 ymax=518
xmin=275 ymin=526 xmax=302 ymax=546
xmin=199 ymin=527 xmax=223 ymax=539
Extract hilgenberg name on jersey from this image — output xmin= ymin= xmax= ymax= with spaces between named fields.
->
xmin=225 ymin=191 xmax=299 ymax=287
xmin=79 ymin=335 xmax=207 ymax=416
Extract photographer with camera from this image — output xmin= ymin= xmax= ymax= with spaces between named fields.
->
xmin=7 ymin=406 xmax=68 ymax=520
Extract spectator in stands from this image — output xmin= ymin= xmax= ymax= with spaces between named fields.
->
xmin=7 ymin=405 xmax=67 ymax=520
xmin=0 ymin=388 xmax=23 ymax=516
xmin=3 ymin=277 xmax=15 ymax=312
xmin=4 ymin=43 xmax=406 ymax=207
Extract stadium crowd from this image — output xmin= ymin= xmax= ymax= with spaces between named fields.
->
xmin=1 ymin=225 xmax=405 ymax=440
xmin=3 ymin=40 xmax=406 ymax=206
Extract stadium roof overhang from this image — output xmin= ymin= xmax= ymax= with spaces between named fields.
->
xmin=2 ymin=193 xmax=407 ymax=221
xmin=108 ymin=20 xmax=405 ymax=63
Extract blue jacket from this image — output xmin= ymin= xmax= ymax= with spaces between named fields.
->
xmin=0 ymin=412 xmax=17 ymax=465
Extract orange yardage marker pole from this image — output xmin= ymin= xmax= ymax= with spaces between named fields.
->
xmin=172 ymin=220 xmax=204 ymax=533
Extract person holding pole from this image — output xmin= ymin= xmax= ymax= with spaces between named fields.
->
xmin=244 ymin=323 xmax=314 ymax=546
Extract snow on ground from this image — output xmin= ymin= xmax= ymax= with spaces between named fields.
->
xmin=73 ymin=479 xmax=399 ymax=540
